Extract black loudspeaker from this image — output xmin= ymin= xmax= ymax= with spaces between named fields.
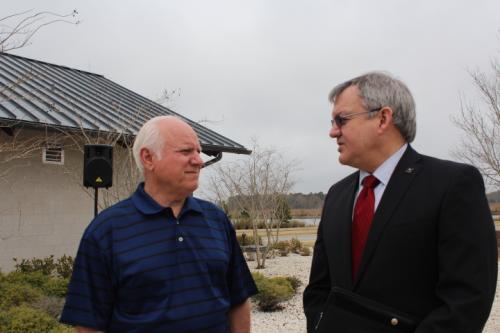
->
xmin=83 ymin=144 xmax=113 ymax=188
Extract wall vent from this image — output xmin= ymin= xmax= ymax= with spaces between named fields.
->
xmin=43 ymin=146 xmax=64 ymax=165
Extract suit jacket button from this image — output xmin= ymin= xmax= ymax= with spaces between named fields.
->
xmin=390 ymin=318 xmax=399 ymax=326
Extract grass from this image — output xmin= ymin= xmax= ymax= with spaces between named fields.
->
xmin=235 ymin=226 xmax=317 ymax=237
xmin=236 ymin=227 xmax=318 ymax=248
xmin=290 ymin=209 xmax=322 ymax=217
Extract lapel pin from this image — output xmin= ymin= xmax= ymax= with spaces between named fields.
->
xmin=405 ymin=167 xmax=414 ymax=174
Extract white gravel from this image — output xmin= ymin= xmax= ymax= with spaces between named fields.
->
xmin=249 ymin=254 xmax=500 ymax=333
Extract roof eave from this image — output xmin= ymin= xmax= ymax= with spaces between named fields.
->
xmin=0 ymin=118 xmax=252 ymax=155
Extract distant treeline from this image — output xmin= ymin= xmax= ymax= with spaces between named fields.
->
xmin=286 ymin=192 xmax=325 ymax=209
xmin=226 ymin=192 xmax=325 ymax=211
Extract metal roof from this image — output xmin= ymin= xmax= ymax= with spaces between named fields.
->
xmin=0 ymin=52 xmax=250 ymax=155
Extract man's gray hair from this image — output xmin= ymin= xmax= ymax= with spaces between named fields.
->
xmin=132 ymin=116 xmax=171 ymax=173
xmin=328 ymin=71 xmax=416 ymax=142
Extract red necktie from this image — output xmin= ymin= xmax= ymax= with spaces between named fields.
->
xmin=352 ymin=175 xmax=380 ymax=280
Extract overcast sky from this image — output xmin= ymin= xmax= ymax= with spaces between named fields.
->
xmin=3 ymin=0 xmax=500 ymax=194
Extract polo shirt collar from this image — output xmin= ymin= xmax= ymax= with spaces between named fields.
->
xmin=131 ymin=183 xmax=203 ymax=216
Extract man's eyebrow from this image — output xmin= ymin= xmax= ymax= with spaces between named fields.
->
xmin=175 ymin=146 xmax=201 ymax=152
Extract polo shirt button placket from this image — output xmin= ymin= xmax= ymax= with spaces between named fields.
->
xmin=174 ymin=219 xmax=183 ymax=242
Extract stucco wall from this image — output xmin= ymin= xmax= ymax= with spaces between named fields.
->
xmin=0 ymin=129 xmax=136 ymax=271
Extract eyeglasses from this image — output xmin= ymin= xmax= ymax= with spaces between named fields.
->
xmin=330 ymin=108 xmax=382 ymax=128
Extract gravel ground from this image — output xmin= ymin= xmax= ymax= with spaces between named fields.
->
xmin=249 ymin=254 xmax=500 ymax=333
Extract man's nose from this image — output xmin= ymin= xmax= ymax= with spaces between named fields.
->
xmin=192 ymin=153 xmax=203 ymax=166
xmin=329 ymin=124 xmax=341 ymax=138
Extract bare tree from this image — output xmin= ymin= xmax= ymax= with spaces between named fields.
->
xmin=0 ymin=124 xmax=51 ymax=180
xmin=452 ymin=50 xmax=500 ymax=189
xmin=208 ymin=140 xmax=296 ymax=269
xmin=0 ymin=9 xmax=80 ymax=52
xmin=0 ymin=8 xmax=81 ymax=181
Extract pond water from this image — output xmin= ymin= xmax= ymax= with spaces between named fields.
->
xmin=292 ymin=217 xmax=320 ymax=226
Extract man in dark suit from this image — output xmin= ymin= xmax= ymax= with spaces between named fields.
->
xmin=303 ymin=72 xmax=497 ymax=332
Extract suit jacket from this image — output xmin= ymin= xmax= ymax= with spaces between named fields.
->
xmin=303 ymin=146 xmax=498 ymax=333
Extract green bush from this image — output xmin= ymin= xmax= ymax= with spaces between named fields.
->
xmin=30 ymin=295 xmax=66 ymax=319
xmin=0 ymin=282 xmax=42 ymax=310
xmin=42 ymin=277 xmax=70 ymax=298
xmin=3 ymin=271 xmax=69 ymax=298
xmin=4 ymin=271 xmax=49 ymax=289
xmin=251 ymin=272 xmax=294 ymax=311
xmin=270 ymin=276 xmax=294 ymax=290
xmin=13 ymin=255 xmax=57 ymax=276
xmin=285 ymin=276 xmax=302 ymax=292
xmin=55 ymin=255 xmax=74 ymax=279
xmin=49 ymin=325 xmax=75 ymax=333
xmin=13 ymin=255 xmax=74 ymax=279
xmin=0 ymin=256 xmax=73 ymax=333
xmin=0 ymin=304 xmax=58 ymax=333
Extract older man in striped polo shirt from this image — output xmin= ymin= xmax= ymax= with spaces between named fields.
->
xmin=61 ymin=116 xmax=258 ymax=333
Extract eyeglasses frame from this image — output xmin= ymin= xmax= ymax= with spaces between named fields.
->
xmin=330 ymin=107 xmax=383 ymax=128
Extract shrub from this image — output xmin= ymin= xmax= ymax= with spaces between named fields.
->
xmin=273 ymin=240 xmax=290 ymax=251
xmin=279 ymin=249 xmax=289 ymax=257
xmin=49 ymin=325 xmax=75 ymax=333
xmin=4 ymin=271 xmax=49 ymax=289
xmin=0 ymin=282 xmax=42 ymax=310
xmin=289 ymin=238 xmax=303 ymax=253
xmin=273 ymin=240 xmax=290 ymax=256
xmin=42 ymin=277 xmax=70 ymax=298
xmin=30 ymin=295 xmax=66 ymax=319
xmin=3 ymin=271 xmax=69 ymax=298
xmin=13 ymin=255 xmax=57 ymax=276
xmin=13 ymin=255 xmax=74 ymax=279
xmin=300 ymin=246 xmax=311 ymax=256
xmin=237 ymin=233 xmax=263 ymax=246
xmin=287 ymin=220 xmax=306 ymax=228
xmin=55 ymin=255 xmax=74 ymax=279
xmin=0 ymin=305 xmax=58 ymax=333
xmin=285 ymin=276 xmax=302 ymax=292
xmin=251 ymin=272 xmax=294 ymax=311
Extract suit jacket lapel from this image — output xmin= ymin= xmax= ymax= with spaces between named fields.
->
xmin=326 ymin=172 xmax=358 ymax=290
xmin=353 ymin=146 xmax=422 ymax=288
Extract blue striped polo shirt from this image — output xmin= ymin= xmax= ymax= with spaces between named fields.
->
xmin=60 ymin=183 xmax=257 ymax=332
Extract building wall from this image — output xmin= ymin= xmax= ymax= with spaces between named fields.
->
xmin=0 ymin=129 xmax=137 ymax=271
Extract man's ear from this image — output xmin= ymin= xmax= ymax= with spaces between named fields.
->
xmin=378 ymin=107 xmax=394 ymax=133
xmin=140 ymin=147 xmax=154 ymax=171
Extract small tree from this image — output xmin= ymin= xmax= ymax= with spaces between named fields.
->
xmin=452 ymin=42 xmax=500 ymax=190
xmin=0 ymin=9 xmax=79 ymax=53
xmin=208 ymin=140 xmax=296 ymax=268
xmin=274 ymin=194 xmax=291 ymax=224
xmin=0 ymin=8 xmax=80 ymax=182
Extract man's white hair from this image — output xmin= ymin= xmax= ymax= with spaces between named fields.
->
xmin=132 ymin=116 xmax=178 ymax=173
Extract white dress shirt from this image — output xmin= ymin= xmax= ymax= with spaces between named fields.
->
xmin=356 ymin=143 xmax=408 ymax=211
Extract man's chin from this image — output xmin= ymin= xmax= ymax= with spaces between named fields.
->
xmin=338 ymin=154 xmax=348 ymax=165
xmin=187 ymin=182 xmax=199 ymax=193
